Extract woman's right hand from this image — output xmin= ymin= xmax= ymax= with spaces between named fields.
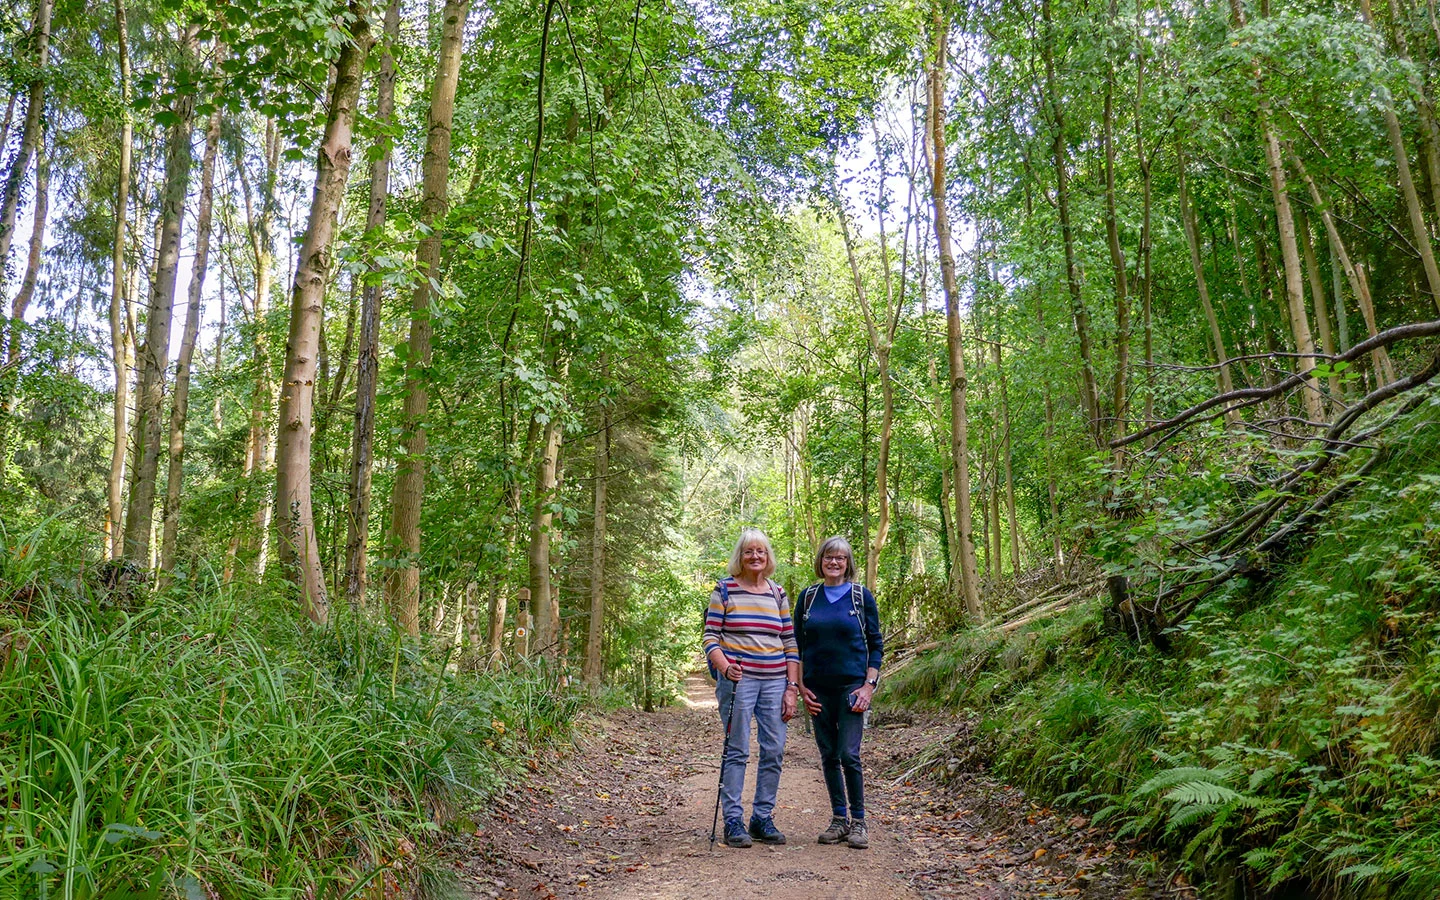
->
xmin=800 ymin=685 xmax=820 ymax=716
xmin=724 ymin=660 xmax=743 ymax=682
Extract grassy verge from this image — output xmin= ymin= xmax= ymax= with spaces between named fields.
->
xmin=888 ymin=406 xmax=1440 ymax=898
xmin=0 ymin=524 xmax=580 ymax=899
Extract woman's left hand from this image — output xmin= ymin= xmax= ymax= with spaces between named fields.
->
xmin=849 ymin=683 xmax=875 ymax=713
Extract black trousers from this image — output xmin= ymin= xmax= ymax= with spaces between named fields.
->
xmin=812 ymin=680 xmax=866 ymax=818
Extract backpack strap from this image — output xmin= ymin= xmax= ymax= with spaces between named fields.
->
xmin=800 ymin=583 xmax=821 ymax=622
xmin=851 ymin=582 xmax=866 ymax=642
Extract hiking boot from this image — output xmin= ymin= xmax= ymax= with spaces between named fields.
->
xmin=846 ymin=817 xmax=869 ymax=849
xmin=724 ymin=818 xmax=752 ymax=848
xmin=817 ymin=815 xmax=850 ymax=844
xmin=749 ymin=814 xmax=787 ymax=845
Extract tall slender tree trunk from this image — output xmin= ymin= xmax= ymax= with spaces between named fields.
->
xmin=1041 ymin=0 xmax=1102 ymax=448
xmin=1134 ymin=0 xmax=1156 ymax=435
xmin=1296 ymin=206 xmax=1339 ymax=405
xmin=384 ymin=0 xmax=470 ymax=635
xmin=1232 ymin=0 xmax=1324 ymax=424
xmin=345 ymin=0 xmax=401 ymax=606
xmin=1360 ymin=0 xmax=1440 ymax=312
xmin=239 ymin=119 xmax=281 ymax=577
xmin=106 ymin=0 xmax=134 ymax=560
xmin=584 ymin=400 xmax=608 ymax=686
xmin=159 ymin=105 xmax=222 ymax=575
xmin=0 ymin=0 xmax=51 ymax=282
xmin=124 ymin=29 xmax=197 ymax=563
xmin=487 ymin=416 xmax=537 ymax=664
xmin=1102 ymin=2 xmax=1131 ymax=444
xmin=993 ymin=337 xmax=1021 ymax=574
xmin=529 ymin=406 xmax=564 ymax=656
xmin=1177 ymin=147 xmax=1237 ymax=402
xmin=274 ymin=2 xmax=372 ymax=624
xmin=0 ymin=133 xmax=48 ymax=476
xmin=1289 ymin=148 xmax=1396 ymax=383
xmin=837 ymin=201 xmax=893 ymax=591
xmin=928 ymin=5 xmax=981 ymax=619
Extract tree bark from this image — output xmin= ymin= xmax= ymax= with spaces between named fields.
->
xmin=106 ymin=0 xmax=134 ymax=560
xmin=529 ymin=393 xmax=564 ymax=656
xmin=275 ymin=2 xmax=373 ymax=624
xmin=584 ymin=400 xmax=608 ymax=686
xmin=345 ymin=0 xmax=401 ymax=607
xmin=0 ymin=0 xmax=51 ymax=284
xmin=0 ymin=131 xmax=49 ymax=476
xmin=1232 ymin=0 xmax=1325 ymax=424
xmin=1361 ymin=0 xmax=1440 ymax=313
xmin=1385 ymin=0 xmax=1440 ymax=248
xmin=1102 ymin=0 xmax=1131 ymax=445
xmin=159 ymin=104 xmax=222 ymax=575
xmin=928 ymin=4 xmax=981 ymax=619
xmin=1289 ymin=148 xmax=1397 ymax=383
xmin=124 ymin=28 xmax=197 ymax=564
xmin=1177 ymin=147 xmax=1237 ymax=402
xmin=1041 ymin=0 xmax=1102 ymax=448
xmin=837 ymin=200 xmax=893 ymax=592
xmin=384 ymin=0 xmax=470 ymax=635
xmin=1296 ymin=206 xmax=1339 ymax=405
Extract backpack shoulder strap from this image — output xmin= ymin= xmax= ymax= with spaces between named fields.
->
xmin=800 ymin=583 xmax=821 ymax=621
xmin=851 ymin=582 xmax=866 ymax=640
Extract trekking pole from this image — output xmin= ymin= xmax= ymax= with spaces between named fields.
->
xmin=709 ymin=682 xmax=740 ymax=851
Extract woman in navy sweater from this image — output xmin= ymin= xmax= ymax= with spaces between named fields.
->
xmin=795 ymin=536 xmax=883 ymax=849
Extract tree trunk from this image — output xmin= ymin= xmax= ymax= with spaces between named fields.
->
xmin=584 ymin=401 xmax=608 ymax=686
xmin=928 ymin=5 xmax=981 ymax=619
xmin=1041 ymin=0 xmax=1102 ymax=448
xmin=1360 ymin=0 xmax=1440 ymax=313
xmin=837 ymin=202 xmax=893 ymax=592
xmin=0 ymin=131 xmax=49 ymax=476
xmin=384 ymin=0 xmax=470 ymax=635
xmin=1290 ymin=148 xmax=1397 ymax=383
xmin=0 ymin=0 xmax=51 ymax=283
xmin=124 ymin=29 xmax=196 ymax=564
xmin=241 ymin=119 xmax=281 ymax=577
xmin=274 ymin=4 xmax=371 ymax=623
xmin=1233 ymin=0 xmax=1324 ymax=424
xmin=106 ymin=0 xmax=134 ymax=560
xmin=529 ymin=403 xmax=564 ymax=656
xmin=1177 ymin=147 xmax=1237 ymax=402
xmin=344 ymin=0 xmax=400 ymax=607
xmin=994 ymin=338 xmax=1021 ymax=574
xmin=1296 ymin=206 xmax=1339 ymax=406
xmin=159 ymin=104 xmax=222 ymax=576
xmin=1102 ymin=5 xmax=1131 ymax=445
xmin=1385 ymin=0 xmax=1440 ymax=257
xmin=1134 ymin=0 xmax=1156 ymax=436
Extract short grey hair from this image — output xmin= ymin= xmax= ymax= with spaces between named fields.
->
xmin=813 ymin=535 xmax=856 ymax=580
xmin=727 ymin=527 xmax=776 ymax=579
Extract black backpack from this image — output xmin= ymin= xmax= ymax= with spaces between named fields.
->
xmin=797 ymin=581 xmax=866 ymax=650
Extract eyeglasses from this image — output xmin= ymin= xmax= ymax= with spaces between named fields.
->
xmin=742 ymin=548 xmax=769 ymax=557
xmin=822 ymin=555 xmax=850 ymax=563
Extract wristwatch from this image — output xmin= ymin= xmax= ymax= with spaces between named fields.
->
xmin=865 ymin=676 xmax=879 ymax=687
xmin=786 ymin=680 xmax=800 ymax=689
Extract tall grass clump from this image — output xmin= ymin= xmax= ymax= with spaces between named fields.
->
xmin=888 ymin=400 xmax=1440 ymax=898
xmin=0 ymin=523 xmax=580 ymax=899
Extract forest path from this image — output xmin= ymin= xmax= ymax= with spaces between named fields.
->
xmin=454 ymin=673 xmax=1172 ymax=899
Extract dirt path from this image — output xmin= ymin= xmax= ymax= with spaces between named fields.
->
xmin=452 ymin=674 xmax=1177 ymax=899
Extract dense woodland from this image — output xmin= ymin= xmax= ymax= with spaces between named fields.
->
xmin=2 ymin=0 xmax=1440 ymax=894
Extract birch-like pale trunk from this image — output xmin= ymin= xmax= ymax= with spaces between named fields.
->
xmin=345 ymin=0 xmax=401 ymax=606
xmin=124 ymin=29 xmax=197 ymax=564
xmin=928 ymin=5 xmax=981 ymax=619
xmin=0 ymin=0 xmax=51 ymax=281
xmin=0 ymin=134 xmax=49 ymax=478
xmin=1296 ymin=206 xmax=1339 ymax=406
xmin=159 ymin=105 xmax=222 ymax=575
xmin=1177 ymin=147 xmax=1237 ymax=402
xmin=583 ymin=401 xmax=609 ymax=686
xmin=106 ymin=0 xmax=134 ymax=560
xmin=384 ymin=0 xmax=471 ymax=635
xmin=274 ymin=1 xmax=372 ymax=623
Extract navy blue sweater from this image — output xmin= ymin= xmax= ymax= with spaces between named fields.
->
xmin=795 ymin=582 xmax=883 ymax=685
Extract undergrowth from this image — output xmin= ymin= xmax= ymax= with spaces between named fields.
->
xmin=0 ymin=523 xmax=581 ymax=899
xmin=889 ymin=401 xmax=1440 ymax=899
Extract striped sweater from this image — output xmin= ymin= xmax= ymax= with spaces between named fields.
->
xmin=702 ymin=577 xmax=799 ymax=680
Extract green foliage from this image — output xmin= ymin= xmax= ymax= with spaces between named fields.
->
xmin=0 ymin=523 xmax=579 ymax=897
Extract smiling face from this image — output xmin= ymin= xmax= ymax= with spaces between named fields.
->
xmin=821 ymin=550 xmax=850 ymax=584
xmin=741 ymin=542 xmax=770 ymax=577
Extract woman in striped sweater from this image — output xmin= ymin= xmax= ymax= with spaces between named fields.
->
xmin=702 ymin=527 xmax=800 ymax=848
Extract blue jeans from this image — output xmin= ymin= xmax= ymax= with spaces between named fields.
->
xmin=715 ymin=676 xmax=787 ymax=823
xmin=812 ymin=681 xmax=865 ymax=818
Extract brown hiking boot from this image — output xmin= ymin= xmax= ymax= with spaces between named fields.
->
xmin=817 ymin=815 xmax=849 ymax=844
xmin=846 ymin=817 xmax=869 ymax=849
